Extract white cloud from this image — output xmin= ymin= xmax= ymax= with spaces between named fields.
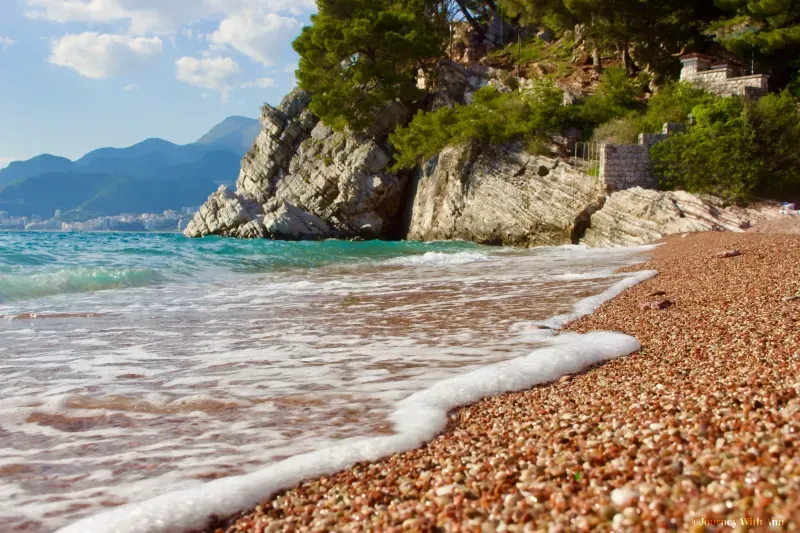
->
xmin=176 ymin=55 xmax=240 ymax=90
xmin=49 ymin=32 xmax=162 ymax=78
xmin=283 ymin=62 xmax=297 ymax=73
xmin=25 ymin=0 xmax=314 ymax=35
xmin=123 ymin=83 xmax=140 ymax=91
xmin=0 ymin=36 xmax=16 ymax=50
xmin=209 ymin=10 xmax=303 ymax=66
xmin=176 ymin=55 xmax=241 ymax=101
xmin=0 ymin=157 xmax=17 ymax=169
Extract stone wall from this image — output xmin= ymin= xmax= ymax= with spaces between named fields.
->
xmin=598 ymin=124 xmax=685 ymax=192
xmin=683 ymin=69 xmax=769 ymax=98
xmin=599 ymin=143 xmax=657 ymax=192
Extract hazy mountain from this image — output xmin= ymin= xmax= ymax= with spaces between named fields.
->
xmin=0 ymin=154 xmax=76 ymax=190
xmin=0 ymin=116 xmax=260 ymax=219
xmin=194 ymin=116 xmax=261 ymax=154
xmin=0 ymin=172 xmax=218 ymax=220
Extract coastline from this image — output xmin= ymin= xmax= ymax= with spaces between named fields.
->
xmin=208 ymin=229 xmax=800 ymax=532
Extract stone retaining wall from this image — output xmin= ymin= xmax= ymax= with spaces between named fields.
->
xmin=598 ymin=124 xmax=685 ymax=192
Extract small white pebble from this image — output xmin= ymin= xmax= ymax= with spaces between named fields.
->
xmin=611 ymin=487 xmax=640 ymax=508
xmin=435 ymin=484 xmax=455 ymax=497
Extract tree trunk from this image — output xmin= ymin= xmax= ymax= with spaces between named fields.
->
xmin=622 ymin=42 xmax=632 ymax=75
xmin=593 ymin=45 xmax=602 ymax=73
xmin=454 ymin=0 xmax=486 ymax=37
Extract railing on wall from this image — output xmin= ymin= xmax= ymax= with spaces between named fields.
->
xmin=573 ymin=141 xmax=603 ymax=178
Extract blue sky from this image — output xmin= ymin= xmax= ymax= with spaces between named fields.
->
xmin=0 ymin=0 xmax=316 ymax=167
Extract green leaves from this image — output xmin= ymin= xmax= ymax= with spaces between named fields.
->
xmin=651 ymin=91 xmax=800 ymax=203
xmin=293 ymin=0 xmax=448 ymax=132
xmin=390 ymin=81 xmax=569 ymax=169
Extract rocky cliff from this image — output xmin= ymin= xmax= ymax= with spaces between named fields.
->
xmin=405 ymin=143 xmax=606 ymax=247
xmin=186 ymin=85 xmax=777 ymax=247
xmin=581 ymin=188 xmax=778 ymax=247
xmin=184 ymin=89 xmax=408 ymax=240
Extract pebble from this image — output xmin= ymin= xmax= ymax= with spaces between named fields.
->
xmin=610 ymin=487 xmax=640 ymax=508
xmin=205 ymin=233 xmax=800 ymax=533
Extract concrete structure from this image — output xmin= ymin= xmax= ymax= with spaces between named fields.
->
xmin=598 ymin=123 xmax=686 ymax=192
xmin=680 ymin=53 xmax=768 ymax=98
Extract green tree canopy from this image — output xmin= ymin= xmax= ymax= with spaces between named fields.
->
xmin=292 ymin=0 xmax=450 ymax=131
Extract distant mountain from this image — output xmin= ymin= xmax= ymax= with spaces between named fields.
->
xmin=0 ymin=172 xmax=218 ymax=220
xmin=0 ymin=154 xmax=76 ymax=190
xmin=0 ymin=116 xmax=260 ymax=219
xmin=194 ymin=116 xmax=261 ymax=154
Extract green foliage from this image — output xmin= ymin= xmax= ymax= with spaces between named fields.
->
xmin=591 ymin=116 xmax=641 ymax=144
xmin=651 ymin=91 xmax=800 ymax=202
xmin=712 ymin=0 xmax=800 ymax=54
xmin=638 ymin=82 xmax=716 ymax=133
xmin=573 ymin=67 xmax=646 ymax=130
xmin=292 ymin=0 xmax=448 ymax=131
xmin=390 ymin=81 xmax=568 ymax=169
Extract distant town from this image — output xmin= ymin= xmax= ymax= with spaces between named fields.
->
xmin=0 ymin=208 xmax=197 ymax=232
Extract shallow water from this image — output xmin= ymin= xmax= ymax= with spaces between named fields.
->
xmin=0 ymin=232 xmax=651 ymax=532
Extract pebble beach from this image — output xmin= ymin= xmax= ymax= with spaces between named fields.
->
xmin=210 ymin=227 xmax=800 ymax=533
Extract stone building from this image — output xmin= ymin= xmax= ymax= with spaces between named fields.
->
xmin=679 ymin=53 xmax=769 ymax=98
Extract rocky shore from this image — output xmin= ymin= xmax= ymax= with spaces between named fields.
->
xmin=207 ymin=225 xmax=799 ymax=532
xmin=184 ymin=86 xmax=781 ymax=249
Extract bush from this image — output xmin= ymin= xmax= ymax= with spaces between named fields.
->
xmin=390 ymin=80 xmax=568 ymax=169
xmin=651 ymin=92 xmax=800 ymax=203
xmin=591 ymin=116 xmax=641 ymax=144
xmin=638 ymin=82 xmax=715 ymax=133
xmin=572 ymin=67 xmax=647 ymax=134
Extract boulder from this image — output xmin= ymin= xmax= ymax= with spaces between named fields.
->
xmin=183 ymin=186 xmax=263 ymax=238
xmin=405 ymin=143 xmax=607 ymax=247
xmin=581 ymin=188 xmax=776 ymax=247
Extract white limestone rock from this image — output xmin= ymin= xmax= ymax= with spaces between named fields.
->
xmin=406 ymin=142 xmax=607 ymax=247
xmin=581 ymin=187 xmax=777 ymax=247
xmin=184 ymin=87 xmax=407 ymax=240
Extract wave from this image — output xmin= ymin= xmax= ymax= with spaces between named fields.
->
xmin=383 ymin=251 xmax=491 ymax=267
xmin=0 ymin=267 xmax=163 ymax=303
xmin=57 ymin=270 xmax=658 ymax=533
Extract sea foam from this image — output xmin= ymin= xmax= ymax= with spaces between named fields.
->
xmin=57 ymin=270 xmax=658 ymax=533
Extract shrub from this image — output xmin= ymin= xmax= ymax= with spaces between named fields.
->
xmin=591 ymin=115 xmax=641 ymax=144
xmin=638 ymin=82 xmax=715 ymax=133
xmin=651 ymin=92 xmax=800 ymax=203
xmin=390 ymin=80 xmax=568 ymax=169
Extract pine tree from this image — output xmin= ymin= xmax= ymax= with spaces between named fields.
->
xmin=292 ymin=0 xmax=449 ymax=131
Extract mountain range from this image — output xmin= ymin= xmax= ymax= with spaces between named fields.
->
xmin=0 ymin=116 xmax=261 ymax=220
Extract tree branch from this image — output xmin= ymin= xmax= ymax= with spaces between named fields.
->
xmin=454 ymin=0 xmax=486 ymax=37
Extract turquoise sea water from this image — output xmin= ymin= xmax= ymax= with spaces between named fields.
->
xmin=0 ymin=232 xmax=480 ymax=303
xmin=0 ymin=231 xmax=653 ymax=532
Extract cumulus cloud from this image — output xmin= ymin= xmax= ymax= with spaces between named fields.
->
xmin=209 ymin=11 xmax=303 ymax=66
xmin=176 ymin=56 xmax=239 ymax=90
xmin=25 ymin=0 xmax=313 ymax=35
xmin=123 ymin=83 xmax=141 ymax=91
xmin=176 ymin=56 xmax=277 ymax=102
xmin=49 ymin=32 xmax=163 ymax=78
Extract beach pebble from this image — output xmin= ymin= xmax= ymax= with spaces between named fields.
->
xmin=646 ymin=290 xmax=667 ymax=297
xmin=558 ymin=375 xmax=573 ymax=383
xmin=639 ymin=299 xmax=671 ymax=311
xmin=611 ymin=487 xmax=640 ymax=508
xmin=716 ymin=249 xmax=743 ymax=258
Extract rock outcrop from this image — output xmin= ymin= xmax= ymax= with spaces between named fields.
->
xmin=581 ymin=187 xmax=779 ymax=247
xmin=184 ymin=89 xmax=408 ymax=240
xmin=405 ymin=143 xmax=607 ymax=247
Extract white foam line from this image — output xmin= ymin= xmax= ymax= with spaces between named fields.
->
xmin=58 ymin=269 xmax=659 ymax=533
